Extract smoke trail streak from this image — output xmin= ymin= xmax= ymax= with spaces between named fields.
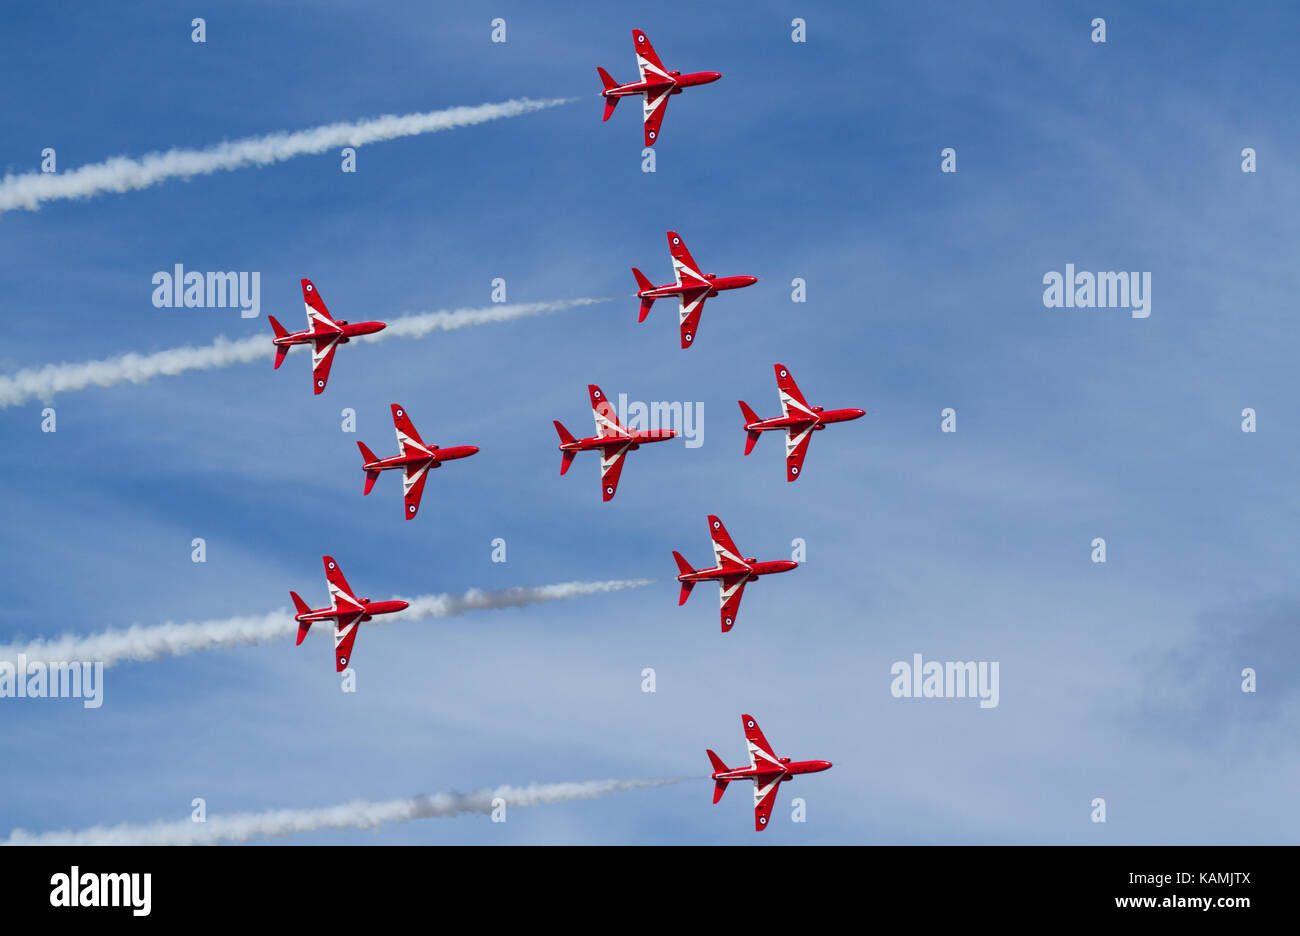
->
xmin=0 ymin=579 xmax=654 ymax=668
xmin=3 ymin=778 xmax=688 ymax=845
xmin=0 ymin=98 xmax=572 ymax=214
xmin=0 ymin=297 xmax=609 ymax=408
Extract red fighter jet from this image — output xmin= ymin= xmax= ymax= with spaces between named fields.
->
xmin=554 ymin=384 xmax=677 ymax=501
xmin=597 ymin=29 xmax=721 ymax=146
xmin=268 ymin=278 xmax=387 ymax=394
xmin=632 ymin=231 xmax=757 ymax=348
xmin=673 ymin=515 xmax=797 ymax=632
xmin=739 ymin=364 xmax=866 ymax=481
xmin=357 ymin=404 xmax=479 ymax=519
xmin=708 ymin=714 xmax=833 ymax=831
xmin=290 ymin=556 xmax=409 ymax=672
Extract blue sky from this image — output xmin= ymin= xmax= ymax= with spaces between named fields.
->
xmin=1 ymin=1 xmax=1298 ymax=844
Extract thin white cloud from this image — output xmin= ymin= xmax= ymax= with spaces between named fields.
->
xmin=3 ymin=778 xmax=687 ymax=844
xmin=0 ymin=579 xmax=654 ymax=668
xmin=0 ymin=98 xmax=573 ymax=214
xmin=0 ymin=297 xmax=609 ymax=408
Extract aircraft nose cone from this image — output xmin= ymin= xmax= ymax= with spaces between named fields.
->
xmin=703 ymin=71 xmax=723 ymax=83
xmin=740 ymin=276 xmax=758 ymax=287
xmin=466 ymin=446 xmax=480 ymax=456
xmin=849 ymin=409 xmax=867 ymax=420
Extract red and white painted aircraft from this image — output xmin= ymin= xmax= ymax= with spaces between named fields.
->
xmin=739 ymin=364 xmax=866 ymax=481
xmin=708 ymin=714 xmax=833 ymax=831
xmin=597 ymin=29 xmax=721 ymax=146
xmin=290 ymin=556 xmax=409 ymax=672
xmin=268 ymin=278 xmax=387 ymax=394
xmin=673 ymin=515 xmax=797 ymax=632
xmin=554 ymin=384 xmax=677 ymax=501
xmin=357 ymin=404 xmax=479 ymax=519
xmin=632 ymin=231 xmax=757 ymax=348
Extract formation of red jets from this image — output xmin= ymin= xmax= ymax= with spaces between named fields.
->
xmin=263 ymin=30 xmax=848 ymax=831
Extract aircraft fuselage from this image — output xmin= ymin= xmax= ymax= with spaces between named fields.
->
xmin=274 ymin=320 xmax=387 ymax=348
xmin=712 ymin=759 xmax=833 ymax=784
xmin=560 ymin=429 xmax=677 ymax=454
xmin=603 ymin=71 xmax=722 ymax=99
xmin=678 ymin=558 xmax=798 ymax=584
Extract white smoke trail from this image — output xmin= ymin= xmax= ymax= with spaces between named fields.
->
xmin=0 ymin=297 xmax=609 ymax=408
xmin=0 ymin=579 xmax=654 ymax=668
xmin=0 ymin=98 xmax=573 ymax=214
xmin=3 ymin=778 xmax=688 ymax=845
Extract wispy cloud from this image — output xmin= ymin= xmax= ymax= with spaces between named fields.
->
xmin=3 ymin=778 xmax=687 ymax=844
xmin=0 ymin=98 xmax=573 ymax=214
xmin=0 ymin=297 xmax=609 ymax=408
xmin=0 ymin=579 xmax=654 ymax=667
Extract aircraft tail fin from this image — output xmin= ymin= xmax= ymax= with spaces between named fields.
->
xmin=673 ymin=551 xmax=696 ymax=605
xmin=357 ymin=442 xmax=381 ymax=494
xmin=554 ymin=421 xmax=578 ymax=474
xmin=632 ymin=268 xmax=655 ymax=321
xmin=738 ymin=402 xmax=762 ymax=454
xmin=707 ymin=750 xmax=730 ymax=803
xmin=290 ymin=591 xmax=312 ymax=645
xmin=597 ymin=68 xmax=620 ymax=121
xmin=269 ymin=316 xmax=290 ymax=369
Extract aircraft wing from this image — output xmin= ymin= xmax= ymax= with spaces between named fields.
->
xmin=642 ymin=88 xmax=670 ymax=146
xmin=785 ymin=425 xmax=814 ymax=482
xmin=775 ymin=364 xmax=815 ymax=419
xmin=743 ymin=714 xmax=783 ymax=770
xmin=323 ymin=556 xmax=364 ymax=614
xmin=392 ymin=403 xmax=431 ymax=456
xmin=302 ymin=278 xmax=341 ymax=334
xmin=707 ymin=515 xmax=748 ymax=570
xmin=311 ymin=334 xmax=341 ymax=395
xmin=667 ymin=232 xmax=707 ymax=286
xmin=633 ymin=29 xmax=670 ymax=83
xmin=599 ymin=441 xmax=633 ymax=502
xmin=402 ymin=463 xmax=431 ymax=519
xmin=589 ymin=385 xmax=627 ymax=438
xmin=718 ymin=573 xmax=748 ymax=632
xmin=333 ymin=611 xmax=364 ymax=672
xmin=753 ymin=777 xmax=781 ymax=831
xmin=677 ymin=288 xmax=709 ymax=348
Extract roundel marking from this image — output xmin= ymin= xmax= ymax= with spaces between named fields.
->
xmin=328 ymin=561 xmax=336 ymax=570
xmin=671 ymin=236 xmax=680 ymax=245
xmin=725 ymin=617 xmax=733 ymax=626
xmin=305 ymin=283 xmax=314 ymax=292
xmin=746 ymin=719 xmax=755 ymax=728
xmin=779 ymin=369 xmax=788 ymax=378
xmin=648 ymin=131 xmax=656 ymax=140
xmin=759 ymin=816 xmax=767 ymax=825
xmin=317 ymin=379 xmax=325 ymax=388
xmin=712 ymin=520 xmax=721 ymax=529
xmin=593 ymin=390 xmax=601 ymax=399
xmin=338 ymin=656 xmax=347 ymax=666
xmin=396 ymin=409 xmax=404 ymax=417
xmin=408 ymin=504 xmax=416 ymax=514
xmin=684 ymin=332 xmax=693 ymax=342
xmin=637 ymin=34 xmax=644 ymax=43
xmin=791 ymin=466 xmax=799 ymax=476
xmin=605 ymin=486 xmax=614 ymax=495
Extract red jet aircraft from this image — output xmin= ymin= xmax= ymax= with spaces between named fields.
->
xmin=739 ymin=364 xmax=866 ymax=481
xmin=632 ymin=231 xmax=757 ymax=348
xmin=597 ymin=29 xmax=721 ymax=146
xmin=269 ymin=278 xmax=387 ymax=394
xmin=708 ymin=714 xmax=833 ymax=831
xmin=673 ymin=515 xmax=797 ymax=632
xmin=357 ymin=404 xmax=479 ymax=519
xmin=290 ymin=556 xmax=409 ymax=672
xmin=554 ymin=384 xmax=677 ymax=501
